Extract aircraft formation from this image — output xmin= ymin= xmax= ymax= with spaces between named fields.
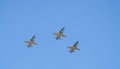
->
xmin=25 ymin=27 xmax=80 ymax=53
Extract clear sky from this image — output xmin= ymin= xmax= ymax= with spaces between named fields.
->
xmin=0 ymin=0 xmax=120 ymax=69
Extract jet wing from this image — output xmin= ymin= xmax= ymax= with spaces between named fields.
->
xmin=76 ymin=48 xmax=80 ymax=50
xmin=73 ymin=41 xmax=79 ymax=46
xmin=25 ymin=41 xmax=29 ymax=43
xmin=68 ymin=46 xmax=73 ymax=48
xmin=62 ymin=34 xmax=66 ymax=37
xmin=30 ymin=35 xmax=35 ymax=41
xmin=53 ymin=33 xmax=58 ymax=35
xmin=59 ymin=27 xmax=65 ymax=33
xmin=33 ymin=42 xmax=37 ymax=45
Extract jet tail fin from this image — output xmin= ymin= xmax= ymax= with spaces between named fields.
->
xmin=56 ymin=37 xmax=61 ymax=40
xmin=69 ymin=51 xmax=75 ymax=53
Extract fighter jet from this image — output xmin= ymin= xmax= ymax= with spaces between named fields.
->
xmin=53 ymin=27 xmax=66 ymax=40
xmin=68 ymin=41 xmax=80 ymax=53
xmin=25 ymin=35 xmax=37 ymax=47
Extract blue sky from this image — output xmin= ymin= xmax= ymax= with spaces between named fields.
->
xmin=0 ymin=0 xmax=120 ymax=69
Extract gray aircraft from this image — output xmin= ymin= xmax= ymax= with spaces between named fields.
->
xmin=25 ymin=35 xmax=37 ymax=47
xmin=68 ymin=41 xmax=80 ymax=53
xmin=53 ymin=27 xmax=66 ymax=40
